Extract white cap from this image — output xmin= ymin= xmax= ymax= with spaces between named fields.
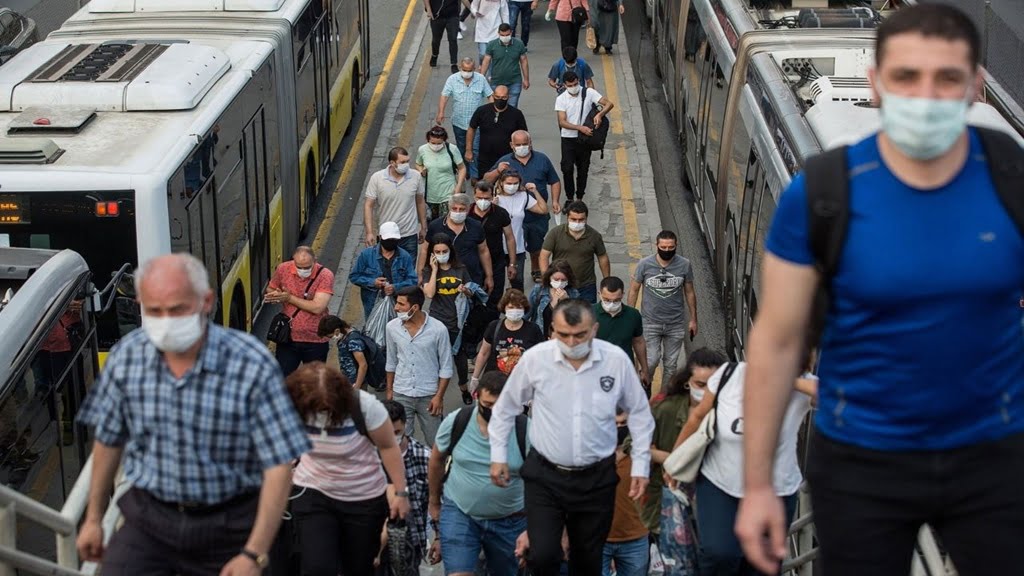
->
xmin=379 ymin=221 xmax=401 ymax=240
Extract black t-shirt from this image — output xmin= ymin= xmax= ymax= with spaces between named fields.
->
xmin=426 ymin=217 xmax=487 ymax=285
xmin=469 ymin=104 xmax=528 ymax=178
xmin=483 ymin=319 xmax=545 ymax=374
xmin=429 ymin=0 xmax=460 ymax=18
xmin=468 ymin=204 xmax=512 ymax=263
xmin=422 ymin=265 xmax=469 ymax=330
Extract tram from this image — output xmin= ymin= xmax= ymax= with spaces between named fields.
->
xmin=0 ymin=0 xmax=371 ymax=352
xmin=649 ymin=0 xmax=1024 ymax=360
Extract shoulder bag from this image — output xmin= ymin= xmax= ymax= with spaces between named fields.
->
xmin=266 ymin=266 xmax=325 ymax=345
xmin=662 ymin=362 xmax=738 ymax=484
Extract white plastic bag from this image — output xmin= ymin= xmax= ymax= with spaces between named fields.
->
xmin=364 ymin=294 xmax=395 ymax=346
xmin=649 ymin=542 xmax=666 ymax=575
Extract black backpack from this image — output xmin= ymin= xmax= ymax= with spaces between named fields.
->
xmin=344 ymin=329 xmax=387 ymax=391
xmin=576 ymin=85 xmax=610 ymax=158
xmin=442 ymin=405 xmax=528 ymax=482
xmin=805 ymin=126 xmax=1024 ymax=345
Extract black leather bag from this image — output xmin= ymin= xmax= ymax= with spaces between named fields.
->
xmin=576 ymin=86 xmax=609 ymax=154
xmin=265 ymin=266 xmax=325 ymax=345
xmin=570 ymin=0 xmax=588 ymax=26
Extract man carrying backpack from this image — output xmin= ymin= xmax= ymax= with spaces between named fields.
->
xmin=555 ymin=71 xmax=614 ymax=205
xmin=427 ymin=371 xmax=530 ymax=576
xmin=737 ymin=5 xmax=1024 ymax=576
xmin=319 ymin=316 xmax=387 ymax=391
xmin=547 ymin=46 xmax=595 ymax=95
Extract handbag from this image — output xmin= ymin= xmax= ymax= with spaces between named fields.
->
xmin=266 ymin=266 xmax=325 ymax=345
xmin=569 ymin=0 xmax=588 ymax=26
xmin=663 ymin=362 xmax=738 ymax=484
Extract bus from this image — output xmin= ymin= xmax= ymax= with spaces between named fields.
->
xmin=0 ymin=0 xmax=371 ymax=353
xmin=649 ymin=0 xmax=1024 ymax=361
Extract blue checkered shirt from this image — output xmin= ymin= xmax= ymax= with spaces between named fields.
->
xmin=441 ymin=72 xmax=494 ymax=129
xmin=403 ymin=437 xmax=431 ymax=553
xmin=77 ymin=324 xmax=311 ymax=505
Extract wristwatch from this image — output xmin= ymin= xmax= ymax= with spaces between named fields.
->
xmin=395 ymin=490 xmax=410 ymax=498
xmin=241 ymin=548 xmax=269 ymax=569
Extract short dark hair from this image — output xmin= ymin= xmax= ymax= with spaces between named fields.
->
xmin=600 ymin=276 xmax=624 ymax=294
xmin=664 ymin=347 xmax=728 ymax=397
xmin=562 ymin=70 xmax=579 ymax=84
xmin=397 ymin=285 xmax=425 ymax=309
xmin=478 ymin=371 xmax=508 ymax=397
xmin=388 ymin=146 xmax=409 ymax=162
xmin=562 ymin=46 xmax=577 ymax=62
xmin=383 ymin=400 xmax=407 ymax=423
xmin=656 ymin=230 xmax=678 ymax=243
xmin=498 ymin=23 xmax=512 ymax=33
xmin=317 ymin=315 xmax=351 ymax=338
xmin=566 ymin=200 xmax=588 ymax=218
xmin=426 ymin=126 xmax=448 ymax=141
xmin=553 ymin=298 xmax=595 ymax=327
xmin=876 ymin=3 xmax=980 ymax=69
xmin=475 ymin=180 xmax=493 ymax=194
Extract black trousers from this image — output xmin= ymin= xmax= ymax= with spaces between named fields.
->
xmin=430 ymin=16 xmax=459 ymax=65
xmin=275 ymin=341 xmax=330 ymax=377
xmin=521 ymin=451 xmax=618 ymax=576
xmin=487 ymin=254 xmax=509 ymax=310
xmin=556 ymin=19 xmax=581 ymax=51
xmin=447 ymin=327 xmax=470 ymax=386
xmin=807 ymin=429 xmax=1024 ymax=576
xmin=560 ymin=137 xmax=592 ymax=201
xmin=291 ymin=487 xmax=389 ymax=576
xmin=102 ymin=488 xmax=259 ymax=575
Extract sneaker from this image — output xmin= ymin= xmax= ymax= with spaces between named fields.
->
xmin=457 ymin=31 xmax=464 ymax=40
xmin=460 ymin=21 xmax=467 ymax=32
xmin=451 ymin=64 xmax=459 ymax=73
xmin=461 ymin=389 xmax=473 ymax=405
xmin=429 ymin=55 xmax=438 ymax=67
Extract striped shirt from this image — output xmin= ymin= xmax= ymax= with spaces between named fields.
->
xmin=77 ymin=324 xmax=311 ymax=505
xmin=293 ymin=390 xmax=391 ymax=501
xmin=441 ymin=72 xmax=494 ymax=129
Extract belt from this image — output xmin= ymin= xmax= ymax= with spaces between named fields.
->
xmin=147 ymin=489 xmax=259 ymax=515
xmin=534 ymin=452 xmax=614 ymax=474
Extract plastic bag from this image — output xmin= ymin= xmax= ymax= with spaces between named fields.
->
xmin=365 ymin=294 xmax=396 ymax=346
xmin=586 ymin=26 xmax=598 ymax=50
xmin=649 ymin=542 xmax=666 ymax=575
xmin=659 ymin=486 xmax=699 ymax=576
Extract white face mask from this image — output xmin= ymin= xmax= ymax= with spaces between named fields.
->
xmin=568 ymin=221 xmax=586 ymax=232
xmin=877 ymin=81 xmax=971 ymax=161
xmin=566 ymin=85 xmax=581 ymax=96
xmin=505 ymin=308 xmax=525 ymax=322
xmin=499 ymin=35 xmax=512 ymax=44
xmin=395 ymin=162 xmax=410 ymax=175
xmin=514 ymin=145 xmax=530 ymax=158
xmin=476 ymin=199 xmax=492 ymax=211
xmin=503 ymin=183 xmax=519 ymax=195
xmin=557 ymin=338 xmax=591 ymax=360
xmin=395 ymin=433 xmax=405 ymax=446
xmin=460 ymin=70 xmax=474 ymax=79
xmin=429 ymin=142 xmax=445 ymax=153
xmin=434 ymin=251 xmax=450 ymax=264
xmin=397 ymin=310 xmax=413 ymax=322
xmin=296 ymin=267 xmax=313 ymax=279
xmin=690 ymin=386 xmax=705 ymax=404
xmin=550 ymin=279 xmax=568 ymax=290
xmin=601 ymin=300 xmax=622 ymax=314
xmin=449 ymin=210 xmax=468 ymax=224
xmin=142 ymin=312 xmax=205 ymax=353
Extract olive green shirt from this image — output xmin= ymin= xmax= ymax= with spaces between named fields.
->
xmin=641 ymin=394 xmax=691 ymax=533
xmin=541 ymin=224 xmax=607 ymax=288
xmin=485 ymin=38 xmax=528 ymax=87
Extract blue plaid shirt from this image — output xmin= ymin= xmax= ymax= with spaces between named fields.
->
xmin=77 ymin=324 xmax=311 ymax=504
xmin=441 ymin=72 xmax=494 ymax=129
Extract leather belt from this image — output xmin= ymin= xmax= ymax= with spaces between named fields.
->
xmin=534 ymin=452 xmax=614 ymax=474
xmin=147 ymin=489 xmax=259 ymax=515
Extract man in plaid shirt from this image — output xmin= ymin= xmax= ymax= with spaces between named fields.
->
xmin=378 ymin=400 xmax=432 ymax=575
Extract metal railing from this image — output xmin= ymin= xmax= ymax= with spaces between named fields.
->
xmin=0 ymin=455 xmax=128 ymax=576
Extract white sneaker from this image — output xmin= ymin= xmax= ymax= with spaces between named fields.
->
xmin=459 ymin=21 xmax=467 ymax=32
xmin=457 ymin=31 xmax=464 ymax=39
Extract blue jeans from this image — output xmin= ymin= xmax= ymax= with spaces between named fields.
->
xmin=491 ymin=81 xmax=523 ymax=109
xmin=695 ymin=474 xmax=797 ymax=576
xmin=477 ymin=42 xmax=488 ymax=62
xmin=602 ymin=536 xmax=650 ymax=576
xmin=508 ymin=2 xmax=534 ymax=46
xmin=578 ymin=283 xmax=597 ymax=304
xmin=439 ymin=497 xmax=526 ymax=576
xmin=399 ymin=234 xmax=419 ymax=259
xmin=453 ymin=125 xmax=482 ymax=179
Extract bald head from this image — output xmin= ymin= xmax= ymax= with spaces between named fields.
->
xmin=493 ymin=85 xmax=509 ymax=99
xmin=135 ymin=253 xmax=214 ymax=318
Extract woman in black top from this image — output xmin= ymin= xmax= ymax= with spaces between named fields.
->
xmin=469 ymin=289 xmax=545 ymax=388
xmin=421 ymin=233 xmax=474 ymax=404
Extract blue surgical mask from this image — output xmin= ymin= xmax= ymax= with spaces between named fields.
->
xmin=877 ymin=82 xmax=971 ymax=161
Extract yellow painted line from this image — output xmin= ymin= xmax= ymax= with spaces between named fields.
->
xmin=397 ymin=54 xmax=433 ymax=157
xmin=601 ymin=56 xmax=644 ymax=260
xmin=341 ymin=284 xmax=364 ymax=325
xmin=312 ymin=0 xmax=420 ymax=255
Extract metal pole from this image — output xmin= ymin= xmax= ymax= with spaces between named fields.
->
xmin=0 ymin=502 xmax=17 ymax=576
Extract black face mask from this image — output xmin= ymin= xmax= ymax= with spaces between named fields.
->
xmin=658 ymin=249 xmax=676 ymax=261
xmin=380 ymin=239 xmax=399 ymax=251
xmin=478 ymin=404 xmax=493 ymax=422
xmin=494 ymin=99 xmax=509 ymax=110
xmin=616 ymin=425 xmax=629 ymax=446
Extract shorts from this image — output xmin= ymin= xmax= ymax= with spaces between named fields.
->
xmin=523 ymin=217 xmax=550 ymax=253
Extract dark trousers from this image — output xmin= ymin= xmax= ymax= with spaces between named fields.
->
xmin=807 ymin=429 xmax=1024 ymax=576
xmin=560 ymin=137 xmax=592 ymax=200
xmin=508 ymin=252 xmax=527 ymax=292
xmin=508 ymin=2 xmax=534 ymax=46
xmin=275 ymin=341 xmax=330 ymax=376
xmin=521 ymin=451 xmax=618 ymax=576
xmin=430 ymin=16 xmax=459 ymax=65
xmin=291 ymin=487 xmax=389 ymax=576
xmin=102 ymin=488 xmax=258 ymax=575
xmin=488 ymin=254 xmax=509 ymax=310
xmin=447 ymin=327 xmax=470 ymax=386
xmin=556 ymin=19 xmax=581 ymax=51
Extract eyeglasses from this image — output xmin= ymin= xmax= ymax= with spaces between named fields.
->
xmin=428 ymin=128 xmax=447 ymax=138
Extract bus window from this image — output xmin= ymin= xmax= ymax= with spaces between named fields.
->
xmin=750 ymin=182 xmax=776 ymax=318
xmin=726 ymin=114 xmax=753 ymax=217
xmin=702 ymin=63 xmax=728 ymax=199
xmin=216 ymin=153 xmax=247 ymax=277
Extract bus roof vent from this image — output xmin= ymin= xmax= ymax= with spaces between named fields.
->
xmin=7 ymin=107 xmax=97 ymax=134
xmin=28 ymin=43 xmax=167 ymax=83
xmin=89 ymin=0 xmax=286 ymax=12
xmin=809 ymin=76 xmax=872 ymax=104
xmin=0 ymin=138 xmax=64 ymax=164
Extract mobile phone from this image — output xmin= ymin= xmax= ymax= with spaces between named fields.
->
xmin=689 ymin=331 xmax=695 ymax=342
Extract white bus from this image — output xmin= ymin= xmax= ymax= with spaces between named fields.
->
xmin=0 ymin=0 xmax=370 ymax=352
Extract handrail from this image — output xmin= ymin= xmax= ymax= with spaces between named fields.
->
xmin=0 ymin=484 xmax=76 ymax=536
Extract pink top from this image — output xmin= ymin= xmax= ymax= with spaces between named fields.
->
xmin=549 ymin=0 xmax=590 ymax=22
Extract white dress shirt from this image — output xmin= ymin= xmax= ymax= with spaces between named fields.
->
xmin=488 ymin=339 xmax=656 ymax=477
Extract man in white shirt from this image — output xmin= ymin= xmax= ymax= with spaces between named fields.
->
xmin=488 ymin=299 xmax=654 ymax=576
xmin=554 ymin=71 xmax=613 ymax=205
xmin=364 ymin=146 xmax=429 ymax=256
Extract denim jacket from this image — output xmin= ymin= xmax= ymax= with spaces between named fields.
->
xmin=527 ymin=284 xmax=580 ymax=331
xmin=349 ymin=246 xmax=418 ymax=318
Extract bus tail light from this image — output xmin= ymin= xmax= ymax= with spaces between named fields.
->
xmin=95 ymin=201 xmax=119 ymax=217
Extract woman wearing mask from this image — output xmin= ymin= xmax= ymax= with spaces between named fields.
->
xmin=546 ymin=0 xmax=590 ymax=51
xmin=287 ymin=362 xmax=410 ymax=576
xmin=469 ymin=289 xmax=545 ymax=388
xmin=421 ymin=234 xmax=476 ymax=405
xmin=418 ymin=126 xmax=467 ymax=221
xmin=673 ymin=352 xmax=818 ymax=576
xmin=527 ymin=259 xmax=579 ymax=336
xmin=493 ymin=169 xmax=546 ymax=291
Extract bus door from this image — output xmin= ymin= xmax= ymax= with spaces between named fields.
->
xmin=358 ymin=0 xmax=369 ymax=78
xmin=244 ymin=110 xmax=271 ymax=321
xmin=313 ymin=9 xmax=332 ymax=176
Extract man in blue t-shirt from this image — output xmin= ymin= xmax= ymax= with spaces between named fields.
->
xmin=547 ymin=46 xmax=595 ymax=95
xmin=736 ymin=5 xmax=1024 ymax=576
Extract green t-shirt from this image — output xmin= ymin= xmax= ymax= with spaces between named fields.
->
xmin=594 ymin=304 xmax=644 ymax=363
xmin=540 ymin=224 xmax=608 ymax=288
xmin=641 ymin=394 xmax=690 ymax=533
xmin=486 ymin=38 xmax=528 ymax=87
xmin=417 ymin=142 xmax=463 ymax=204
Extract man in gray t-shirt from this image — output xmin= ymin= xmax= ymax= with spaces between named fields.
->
xmin=628 ymin=230 xmax=698 ymax=389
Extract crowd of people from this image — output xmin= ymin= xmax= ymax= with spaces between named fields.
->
xmin=71 ymin=4 xmax=1024 ymax=576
